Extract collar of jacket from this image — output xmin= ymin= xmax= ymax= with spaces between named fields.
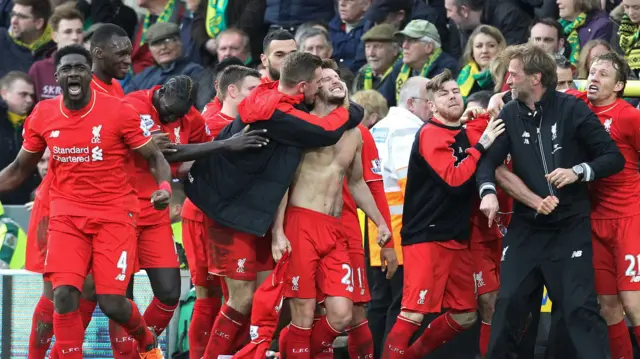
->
xmin=157 ymin=56 xmax=189 ymax=73
xmin=516 ymin=87 xmax=556 ymax=114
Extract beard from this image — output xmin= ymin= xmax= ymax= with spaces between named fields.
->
xmin=437 ymin=106 xmax=463 ymax=122
xmin=268 ymin=62 xmax=280 ymax=81
xmin=327 ymin=94 xmax=345 ymax=105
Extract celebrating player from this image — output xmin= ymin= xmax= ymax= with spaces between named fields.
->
xmin=90 ymin=24 xmax=131 ymax=97
xmin=0 ymin=45 xmax=170 ymax=358
xmin=272 ymin=64 xmax=392 ymax=359
xmin=383 ymin=69 xmax=504 ymax=359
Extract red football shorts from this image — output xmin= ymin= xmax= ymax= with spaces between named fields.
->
xmin=207 ymin=219 xmax=274 ymax=281
xmin=342 ymin=224 xmax=370 ymax=303
xmin=45 ymin=215 xmax=137 ymax=295
xmin=182 ymin=218 xmax=220 ymax=287
xmin=470 ymin=224 xmax=501 ymax=296
xmin=135 ymin=209 xmax=180 ymax=270
xmin=401 ymin=241 xmax=477 ymax=314
xmin=25 ymin=196 xmax=49 ymax=274
xmin=592 ymin=215 xmax=640 ymax=294
xmin=284 ymin=206 xmax=353 ymax=300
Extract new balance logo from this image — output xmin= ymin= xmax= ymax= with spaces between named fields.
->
xmin=92 ymin=147 xmax=103 ymax=161
xmin=571 ymin=251 xmax=582 ymax=258
xmin=50 ymin=130 xmax=60 ymax=138
xmin=115 ymin=274 xmax=126 ymax=281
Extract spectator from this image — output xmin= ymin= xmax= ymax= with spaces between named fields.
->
xmin=444 ymin=0 xmax=532 ymax=46
xmin=367 ymin=76 xmax=431 ymax=359
xmin=328 ymin=0 xmax=370 ymax=73
xmin=352 ymin=24 xmax=400 ymax=92
xmin=28 ymin=4 xmax=84 ymax=102
xmin=378 ymin=20 xmax=458 ymax=107
xmin=191 ymin=0 xmax=265 ymax=67
xmin=0 ymin=71 xmax=38 ymax=205
xmin=465 ymin=89 xmax=492 ymax=108
xmin=298 ymin=27 xmax=333 ymax=60
xmin=75 ymin=0 xmax=138 ymax=39
xmin=259 ymin=29 xmax=297 ymax=82
xmin=351 ymin=89 xmax=388 ymax=128
xmin=180 ymin=0 xmax=201 ymax=64
xmin=457 ymin=25 xmax=506 ymax=99
xmin=194 ymin=56 xmax=244 ymax=111
xmin=0 ymin=200 xmax=28 ymax=269
xmin=619 ymin=0 xmax=640 ymax=76
xmin=130 ymin=0 xmax=187 ymax=74
xmin=0 ymin=0 xmax=55 ymax=78
xmin=82 ymin=22 xmax=104 ymax=51
xmin=555 ymin=53 xmax=576 ymax=90
xmin=294 ymin=20 xmax=330 ymax=44
xmin=264 ymin=0 xmax=334 ymax=34
xmin=576 ymin=38 xmax=612 ymax=78
xmin=529 ymin=18 xmax=566 ymax=55
xmin=124 ymin=22 xmax=203 ymax=93
xmin=558 ymin=0 xmax=612 ymax=66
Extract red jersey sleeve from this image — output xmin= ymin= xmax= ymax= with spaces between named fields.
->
xmin=188 ymin=109 xmax=214 ymax=143
xmin=464 ymin=114 xmax=490 ymax=146
xmin=621 ymin=107 xmax=640 ymax=152
xmin=358 ymin=125 xmax=382 ymax=182
xmin=419 ymin=125 xmax=482 ymax=188
xmin=564 ymin=88 xmax=588 ymax=103
xmin=22 ymin=104 xmax=46 ymax=153
xmin=119 ymin=102 xmax=152 ymax=150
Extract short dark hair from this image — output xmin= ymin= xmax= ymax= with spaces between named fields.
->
xmin=425 ymin=69 xmax=456 ymax=100
xmin=280 ymin=52 xmax=322 ymax=87
xmin=54 ymin=44 xmax=92 ymax=68
xmin=49 ymin=3 xmax=84 ymax=32
xmin=218 ymin=65 xmax=261 ymax=100
xmin=592 ymin=52 xmax=629 ymax=97
xmin=555 ymin=54 xmax=571 ymax=69
xmin=163 ymin=75 xmax=196 ymax=105
xmin=466 ymin=90 xmax=492 ymax=109
xmin=90 ymin=23 xmax=129 ymax=50
xmin=502 ymin=44 xmax=557 ymax=90
xmin=454 ymin=0 xmax=483 ymax=11
xmin=14 ymin=0 xmax=51 ymax=23
xmin=0 ymin=71 xmax=33 ymax=90
xmin=263 ymin=29 xmax=295 ymax=54
xmin=214 ymin=56 xmax=246 ymax=85
xmin=529 ymin=18 xmax=564 ymax=41
xmin=320 ymin=59 xmax=338 ymax=71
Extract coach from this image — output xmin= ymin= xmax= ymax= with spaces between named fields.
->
xmin=475 ymin=43 xmax=624 ymax=358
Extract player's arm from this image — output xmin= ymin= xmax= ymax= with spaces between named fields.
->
xmin=134 ymin=141 xmax=173 ymax=209
xmin=495 ymin=165 xmax=541 ymax=210
xmin=271 ymin=189 xmax=290 ymax=262
xmin=0 ymin=149 xmax=43 ymax=193
xmin=476 ymin=122 xmax=510 ymax=199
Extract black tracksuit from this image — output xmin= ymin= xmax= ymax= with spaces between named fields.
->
xmin=476 ymin=89 xmax=624 ymax=359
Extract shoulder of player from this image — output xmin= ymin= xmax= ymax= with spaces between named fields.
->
xmin=417 ymin=121 xmax=453 ymax=148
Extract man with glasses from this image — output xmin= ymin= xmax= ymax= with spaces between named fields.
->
xmin=0 ymin=0 xmax=56 ymax=78
xmin=124 ymin=23 xmax=202 ymax=93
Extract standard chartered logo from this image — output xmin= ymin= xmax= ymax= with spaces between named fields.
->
xmin=52 ymin=145 xmax=103 ymax=162
xmin=92 ymin=147 xmax=103 ymax=161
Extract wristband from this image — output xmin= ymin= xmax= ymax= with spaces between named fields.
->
xmin=159 ymin=181 xmax=172 ymax=195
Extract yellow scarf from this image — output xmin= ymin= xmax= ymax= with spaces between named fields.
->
xmin=7 ymin=112 xmax=26 ymax=128
xmin=395 ymin=48 xmax=442 ymax=102
xmin=559 ymin=13 xmax=587 ymax=66
xmin=205 ymin=0 xmax=228 ymax=38
xmin=619 ymin=14 xmax=640 ymax=70
xmin=11 ymin=25 xmax=52 ymax=52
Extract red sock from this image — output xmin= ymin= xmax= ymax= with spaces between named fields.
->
xmin=279 ymin=325 xmax=290 ymax=354
xmin=383 ymin=316 xmax=420 ymax=359
xmin=143 ymin=297 xmax=178 ymax=336
xmin=109 ymin=319 xmax=135 ymax=359
xmin=189 ymin=297 xmax=222 ymax=359
xmin=408 ymin=312 xmax=466 ymax=358
xmin=347 ymin=320 xmax=373 ymax=359
xmin=608 ymin=321 xmax=633 ymax=359
xmin=310 ymin=316 xmax=341 ymax=357
xmin=53 ymin=311 xmax=84 ymax=358
xmin=287 ymin=324 xmax=312 ymax=359
xmin=78 ymin=298 xmax=97 ymax=329
xmin=120 ymin=299 xmax=156 ymax=351
xmin=479 ymin=321 xmax=491 ymax=358
xmin=233 ymin=322 xmax=251 ymax=351
xmin=28 ymin=296 xmax=55 ymax=359
xmin=203 ymin=303 xmax=248 ymax=358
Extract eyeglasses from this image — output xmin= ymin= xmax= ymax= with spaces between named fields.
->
xmin=494 ymin=211 xmax=514 ymax=237
xmin=10 ymin=11 xmax=32 ymax=20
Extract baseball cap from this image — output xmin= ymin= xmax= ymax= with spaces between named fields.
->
xmin=146 ymin=23 xmax=180 ymax=45
xmin=361 ymin=24 xmax=397 ymax=42
xmin=365 ymin=0 xmax=413 ymax=24
xmin=394 ymin=19 xmax=440 ymax=43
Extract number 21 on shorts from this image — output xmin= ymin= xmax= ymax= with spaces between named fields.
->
xmin=341 ymin=264 xmax=355 ymax=293
xmin=625 ymin=254 xmax=640 ymax=283
xmin=115 ymin=251 xmax=128 ymax=281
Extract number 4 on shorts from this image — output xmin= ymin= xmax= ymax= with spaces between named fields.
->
xmin=115 ymin=251 xmax=128 ymax=281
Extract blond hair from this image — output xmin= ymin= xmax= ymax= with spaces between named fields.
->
xmin=461 ymin=25 xmax=507 ymax=67
xmin=425 ymin=69 xmax=455 ymax=100
xmin=352 ymin=90 xmax=389 ymax=119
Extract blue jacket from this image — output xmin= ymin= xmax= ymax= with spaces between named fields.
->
xmin=0 ymin=29 xmax=56 ymax=79
xmin=328 ymin=16 xmax=369 ymax=74
xmin=124 ymin=57 xmax=203 ymax=93
xmin=378 ymin=52 xmax=460 ymax=107
xmin=264 ymin=0 xmax=334 ymax=27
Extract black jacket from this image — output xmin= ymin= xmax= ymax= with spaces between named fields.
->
xmin=459 ymin=0 xmax=531 ymax=48
xmin=184 ymin=82 xmax=363 ymax=236
xmin=476 ymin=89 xmax=624 ymax=227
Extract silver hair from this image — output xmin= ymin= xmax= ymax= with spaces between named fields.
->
xmin=419 ymin=36 xmax=441 ymax=49
xmin=399 ymin=76 xmax=430 ymax=108
xmin=296 ymin=27 xmax=332 ymax=51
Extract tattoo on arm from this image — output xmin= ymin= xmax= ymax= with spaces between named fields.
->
xmin=479 ymin=134 xmax=491 ymax=150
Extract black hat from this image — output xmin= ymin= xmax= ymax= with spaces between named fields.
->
xmin=365 ymin=0 xmax=413 ymax=24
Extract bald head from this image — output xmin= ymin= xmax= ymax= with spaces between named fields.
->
xmin=399 ymin=76 xmax=431 ymax=121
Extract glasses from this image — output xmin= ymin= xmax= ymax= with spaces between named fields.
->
xmin=494 ymin=211 xmax=513 ymax=237
xmin=10 ymin=11 xmax=32 ymax=20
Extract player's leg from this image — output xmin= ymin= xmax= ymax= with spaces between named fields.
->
xmin=406 ymin=246 xmax=478 ymax=358
xmin=46 ymin=216 xmax=94 ymax=359
xmin=541 ymin=217 xmax=610 ymax=359
xmin=614 ymin=216 xmax=640 ymax=352
xmin=28 ymin=277 xmax=55 ymax=359
xmin=92 ymin=220 xmax=162 ymax=357
xmin=471 ymin=239 xmax=501 ymax=358
xmin=347 ymin=252 xmax=373 ymax=359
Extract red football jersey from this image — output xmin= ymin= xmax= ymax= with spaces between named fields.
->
xmin=91 ymin=75 xmax=125 ymax=98
xmin=124 ymin=87 xmax=212 ymax=218
xmin=341 ymin=125 xmax=383 ymax=253
xmin=181 ymin=110 xmax=232 ymax=221
xmin=22 ymin=91 xmax=151 ymax=222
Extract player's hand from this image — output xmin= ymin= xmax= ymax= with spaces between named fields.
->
xmin=460 ymin=107 xmax=486 ymax=124
xmin=488 ymin=92 xmax=506 ymax=118
xmin=376 ymin=224 xmax=392 ymax=247
xmin=480 ymin=193 xmax=499 ymax=227
xmin=535 ymin=196 xmax=559 ymax=215
xmin=341 ymin=81 xmax=350 ymax=109
xmin=225 ymin=125 xmax=269 ymax=151
xmin=380 ymin=248 xmax=398 ymax=280
xmin=150 ymin=189 xmax=171 ymax=210
xmin=271 ymin=231 xmax=291 ymax=262
xmin=24 ymin=201 xmax=34 ymax=212
xmin=152 ymin=133 xmax=176 ymax=154
xmin=478 ymin=117 xmax=505 ymax=150
xmin=545 ymin=168 xmax=578 ymax=189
